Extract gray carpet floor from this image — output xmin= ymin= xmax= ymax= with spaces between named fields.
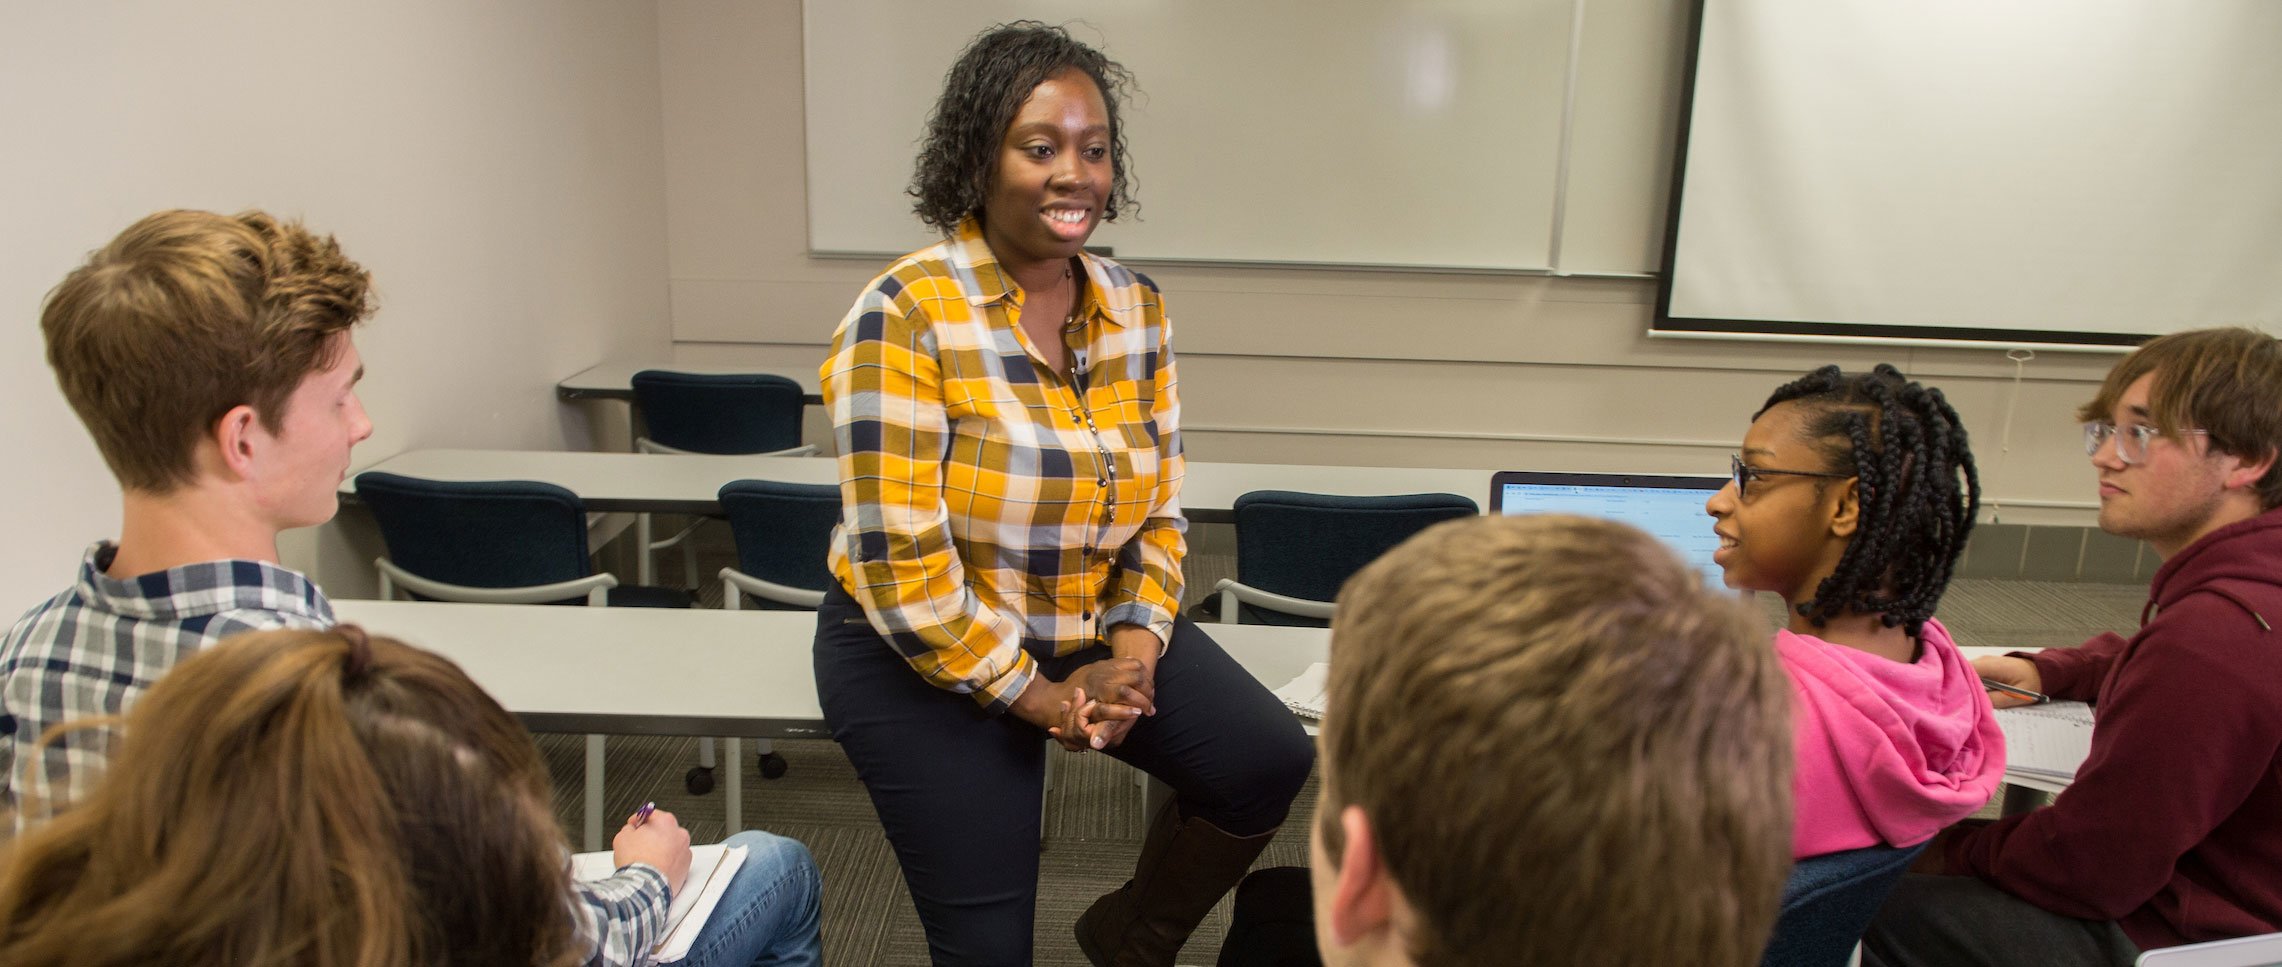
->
xmin=534 ymin=523 xmax=2147 ymax=966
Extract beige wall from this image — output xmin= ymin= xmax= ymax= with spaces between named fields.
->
xmin=659 ymin=0 xmax=2118 ymax=527
xmin=0 ymin=0 xmax=2123 ymax=620
xmin=0 ymin=1 xmax=673 ymax=610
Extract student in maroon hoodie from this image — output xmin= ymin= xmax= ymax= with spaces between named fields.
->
xmin=1864 ymin=327 xmax=2282 ymax=966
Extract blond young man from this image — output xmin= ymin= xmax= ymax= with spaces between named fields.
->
xmin=1867 ymin=327 xmax=2282 ymax=966
xmin=1 ymin=210 xmax=376 ymax=819
xmin=0 ymin=210 xmax=794 ymax=967
xmin=1310 ymin=514 xmax=1795 ymax=967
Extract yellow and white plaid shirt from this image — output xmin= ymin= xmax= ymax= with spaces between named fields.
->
xmin=821 ymin=217 xmax=1186 ymax=714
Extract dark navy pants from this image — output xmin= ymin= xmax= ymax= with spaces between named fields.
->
xmin=813 ymin=583 xmax=1315 ymax=966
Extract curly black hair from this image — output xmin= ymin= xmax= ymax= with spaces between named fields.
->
xmin=908 ymin=21 xmax=1138 ymax=234
xmin=1757 ymin=364 xmax=1981 ymax=638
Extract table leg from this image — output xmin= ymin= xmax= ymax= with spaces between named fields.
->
xmin=636 ymin=514 xmax=656 ymax=585
xmin=585 ymin=734 xmax=607 ymax=851
xmin=726 ymin=736 xmax=744 ymax=834
xmin=1143 ymin=774 xmax=1173 ymax=833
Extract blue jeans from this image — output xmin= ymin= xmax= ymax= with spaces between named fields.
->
xmin=678 ymin=830 xmax=824 ymax=967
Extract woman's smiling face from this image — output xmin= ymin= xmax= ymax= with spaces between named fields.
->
xmin=979 ymin=67 xmax=1111 ymax=271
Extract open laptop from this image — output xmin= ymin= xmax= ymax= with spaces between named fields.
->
xmin=1488 ymin=470 xmax=1729 ymax=589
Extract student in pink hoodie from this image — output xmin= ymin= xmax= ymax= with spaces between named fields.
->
xmin=1706 ymin=364 xmax=2006 ymax=858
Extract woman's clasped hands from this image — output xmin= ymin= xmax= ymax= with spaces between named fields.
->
xmin=1016 ymin=655 xmax=1156 ymax=752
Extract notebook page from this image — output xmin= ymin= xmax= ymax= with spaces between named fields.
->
xmin=573 ymin=842 xmax=749 ymax=962
xmin=1273 ymin=663 xmax=1330 ymax=719
xmin=1995 ymin=701 xmax=2095 ymax=780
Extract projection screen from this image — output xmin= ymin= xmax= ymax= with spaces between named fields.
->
xmin=1655 ymin=1 xmax=2282 ymax=347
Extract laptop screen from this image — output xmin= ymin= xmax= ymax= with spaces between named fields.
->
xmin=1489 ymin=471 xmax=1729 ymax=589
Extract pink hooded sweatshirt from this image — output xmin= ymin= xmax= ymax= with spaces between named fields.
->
xmin=1780 ymin=618 xmax=2006 ymax=858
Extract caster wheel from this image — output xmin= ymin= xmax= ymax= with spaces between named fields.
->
xmin=758 ymin=752 xmax=789 ymax=780
xmin=684 ymin=765 xmax=716 ymax=795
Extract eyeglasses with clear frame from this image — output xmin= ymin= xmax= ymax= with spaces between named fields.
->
xmin=1730 ymin=454 xmax=1852 ymax=497
xmin=2082 ymin=421 xmax=2208 ymax=465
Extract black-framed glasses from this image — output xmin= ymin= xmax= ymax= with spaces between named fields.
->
xmin=2083 ymin=421 xmax=2207 ymax=466
xmin=1731 ymin=454 xmax=1851 ymax=496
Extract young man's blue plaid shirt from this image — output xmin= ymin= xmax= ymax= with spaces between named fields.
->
xmin=0 ymin=542 xmax=675 ymax=966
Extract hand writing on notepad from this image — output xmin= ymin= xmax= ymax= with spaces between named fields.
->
xmin=614 ymin=805 xmax=693 ymax=894
xmin=1972 ymin=655 xmax=2046 ymax=709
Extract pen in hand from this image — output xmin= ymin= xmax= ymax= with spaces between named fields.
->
xmin=629 ymin=801 xmax=656 ymax=828
xmin=1980 ymin=677 xmax=2049 ymax=705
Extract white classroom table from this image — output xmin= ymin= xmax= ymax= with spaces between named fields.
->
xmin=330 ymin=599 xmax=1326 ymax=849
xmin=556 ymin=361 xmax=823 ymax=405
xmin=339 ymin=448 xmax=1497 ymax=524
xmin=330 ymin=601 xmax=2069 ymax=847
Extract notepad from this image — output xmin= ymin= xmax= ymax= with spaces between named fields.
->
xmin=1995 ymin=701 xmax=2096 ymax=782
xmin=1273 ymin=662 xmax=1330 ymax=720
xmin=573 ymin=842 xmax=749 ymax=963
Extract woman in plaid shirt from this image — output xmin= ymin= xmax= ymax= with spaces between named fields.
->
xmin=811 ymin=22 xmax=1314 ymax=967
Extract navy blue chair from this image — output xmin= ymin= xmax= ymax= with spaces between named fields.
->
xmin=1214 ymin=491 xmax=1479 ymax=626
xmin=1760 ymin=842 xmax=1928 ymax=967
xmin=356 ymin=471 xmax=691 ymax=609
xmin=680 ymin=479 xmax=843 ymax=793
xmin=630 ymin=370 xmax=812 ymax=457
xmin=629 ymin=370 xmax=817 ymax=588
xmin=717 ymin=479 xmax=841 ymax=610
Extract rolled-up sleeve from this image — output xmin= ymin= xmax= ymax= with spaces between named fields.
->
xmin=1103 ymin=314 xmax=1186 ymax=646
xmin=571 ymin=865 xmax=670 ymax=967
xmin=824 ymin=284 xmax=1036 ymax=713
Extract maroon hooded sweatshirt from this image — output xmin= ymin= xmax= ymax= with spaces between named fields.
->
xmin=1948 ymin=507 xmax=2282 ymax=949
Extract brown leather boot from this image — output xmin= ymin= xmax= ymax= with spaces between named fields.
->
xmin=1075 ymin=798 xmax=1277 ymax=966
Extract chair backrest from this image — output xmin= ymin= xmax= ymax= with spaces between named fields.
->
xmin=356 ymin=471 xmax=595 ymax=595
xmin=631 ymin=370 xmax=805 ymax=455
xmin=1232 ymin=490 xmax=1479 ymax=626
xmin=1759 ymin=842 xmax=1928 ymax=967
xmin=718 ymin=479 xmax=843 ymax=607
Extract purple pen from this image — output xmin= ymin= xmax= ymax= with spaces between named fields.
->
xmin=630 ymin=801 xmax=656 ymax=828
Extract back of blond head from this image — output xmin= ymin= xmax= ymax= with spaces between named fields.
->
xmin=1320 ymin=514 xmax=1793 ymax=967
xmin=0 ymin=629 xmax=577 ymax=967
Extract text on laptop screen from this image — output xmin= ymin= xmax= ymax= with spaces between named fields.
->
xmin=1496 ymin=483 xmax=1726 ymax=588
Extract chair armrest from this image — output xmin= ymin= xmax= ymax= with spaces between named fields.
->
xmin=374 ymin=558 xmax=618 ymax=606
xmin=645 ymin=518 xmax=706 ymax=551
xmin=1212 ymin=578 xmax=1336 ymax=623
xmin=720 ymin=567 xmax=827 ymax=610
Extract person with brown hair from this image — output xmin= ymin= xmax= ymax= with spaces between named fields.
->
xmin=1308 ymin=515 xmax=1795 ymax=967
xmin=1867 ymin=327 xmax=2282 ymax=966
xmin=2 ymin=208 xmax=374 ymax=819
xmin=0 ymin=627 xmax=659 ymax=966
xmin=0 ymin=211 xmax=826 ymax=967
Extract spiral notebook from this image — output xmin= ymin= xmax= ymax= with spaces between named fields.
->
xmin=1272 ymin=663 xmax=1331 ymax=720
xmin=1994 ymin=701 xmax=2096 ymax=781
xmin=572 ymin=842 xmax=749 ymax=963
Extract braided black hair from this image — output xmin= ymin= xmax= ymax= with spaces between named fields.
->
xmin=1757 ymin=364 xmax=1980 ymax=638
xmin=909 ymin=21 xmax=1138 ymax=234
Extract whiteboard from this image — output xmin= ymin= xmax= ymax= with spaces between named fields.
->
xmin=1657 ymin=0 xmax=2282 ymax=347
xmin=802 ymin=1 xmax=1575 ymax=271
